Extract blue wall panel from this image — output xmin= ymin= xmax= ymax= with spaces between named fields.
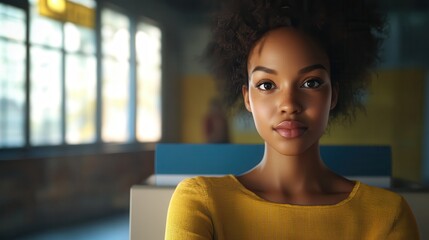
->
xmin=155 ymin=144 xmax=391 ymax=176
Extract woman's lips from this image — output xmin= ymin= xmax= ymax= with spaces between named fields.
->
xmin=274 ymin=120 xmax=307 ymax=138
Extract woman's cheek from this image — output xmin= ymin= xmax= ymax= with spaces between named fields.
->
xmin=252 ymin=100 xmax=274 ymax=124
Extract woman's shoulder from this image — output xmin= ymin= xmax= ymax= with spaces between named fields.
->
xmin=356 ymin=183 xmax=419 ymax=238
xmin=355 ymin=182 xmax=405 ymax=209
xmin=178 ymin=175 xmax=236 ymax=188
xmin=359 ymin=183 xmax=401 ymax=198
xmin=173 ymin=175 xmax=239 ymax=205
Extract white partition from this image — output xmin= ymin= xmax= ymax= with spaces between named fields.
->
xmin=129 ymin=186 xmax=175 ymax=240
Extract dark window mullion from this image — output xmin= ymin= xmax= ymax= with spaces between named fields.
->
xmin=129 ymin=15 xmax=137 ymax=142
xmin=95 ymin=3 xmax=102 ymax=144
xmin=61 ymin=24 xmax=66 ymax=145
xmin=24 ymin=0 xmax=30 ymax=148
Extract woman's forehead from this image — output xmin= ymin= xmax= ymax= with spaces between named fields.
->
xmin=248 ymin=28 xmax=330 ymax=73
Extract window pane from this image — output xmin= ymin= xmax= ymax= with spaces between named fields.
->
xmin=30 ymin=2 xmax=62 ymax=48
xmin=64 ymin=22 xmax=96 ymax=54
xmin=30 ymin=47 xmax=62 ymax=145
xmin=101 ymin=9 xmax=130 ymax=60
xmin=0 ymin=3 xmax=26 ymax=147
xmin=102 ymin=58 xmax=130 ymax=142
xmin=65 ymin=54 xmax=96 ymax=144
xmin=101 ymin=9 xmax=130 ymax=142
xmin=136 ymin=22 xmax=162 ymax=142
xmin=0 ymin=40 xmax=26 ymax=147
xmin=0 ymin=3 xmax=26 ymax=42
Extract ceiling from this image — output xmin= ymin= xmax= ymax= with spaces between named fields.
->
xmin=162 ymin=0 xmax=218 ymax=15
xmin=161 ymin=0 xmax=429 ymax=13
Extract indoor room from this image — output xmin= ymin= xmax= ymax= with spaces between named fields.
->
xmin=0 ymin=0 xmax=428 ymax=239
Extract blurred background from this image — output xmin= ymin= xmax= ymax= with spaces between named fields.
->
xmin=0 ymin=0 xmax=428 ymax=239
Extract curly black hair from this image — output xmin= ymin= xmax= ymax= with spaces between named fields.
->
xmin=206 ymin=0 xmax=386 ymax=123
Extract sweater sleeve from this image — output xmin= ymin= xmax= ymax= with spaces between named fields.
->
xmin=387 ymin=196 xmax=420 ymax=240
xmin=165 ymin=177 xmax=213 ymax=240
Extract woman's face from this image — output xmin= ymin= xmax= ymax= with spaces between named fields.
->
xmin=243 ymin=27 xmax=337 ymax=156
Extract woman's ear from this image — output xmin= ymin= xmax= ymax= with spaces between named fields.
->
xmin=242 ymin=85 xmax=252 ymax=112
xmin=330 ymin=83 xmax=338 ymax=110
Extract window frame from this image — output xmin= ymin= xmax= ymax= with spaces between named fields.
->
xmin=0 ymin=0 xmax=161 ymax=160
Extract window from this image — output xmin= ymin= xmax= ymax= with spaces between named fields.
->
xmin=136 ymin=21 xmax=162 ymax=142
xmin=101 ymin=9 xmax=163 ymax=143
xmin=0 ymin=3 xmax=26 ymax=147
xmin=29 ymin=0 xmax=97 ymax=146
xmin=0 ymin=0 xmax=162 ymax=153
xmin=64 ymin=22 xmax=97 ymax=144
xmin=29 ymin=46 xmax=63 ymax=145
xmin=101 ymin=8 xmax=131 ymax=143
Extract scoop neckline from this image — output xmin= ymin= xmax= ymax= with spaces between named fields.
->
xmin=227 ymin=174 xmax=361 ymax=208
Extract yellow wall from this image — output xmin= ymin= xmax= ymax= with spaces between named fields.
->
xmin=180 ymin=75 xmax=218 ymax=143
xmin=181 ymin=69 xmax=426 ymax=181
xmin=320 ymin=69 xmax=425 ymax=182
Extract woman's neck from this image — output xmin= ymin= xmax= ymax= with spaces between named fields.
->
xmin=237 ymin=141 xmax=356 ymax=205
xmin=255 ymin=142 xmax=331 ymax=194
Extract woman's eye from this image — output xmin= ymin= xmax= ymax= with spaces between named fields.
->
xmin=257 ymin=82 xmax=275 ymax=91
xmin=302 ymin=79 xmax=322 ymax=88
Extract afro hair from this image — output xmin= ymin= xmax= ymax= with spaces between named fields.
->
xmin=206 ymin=0 xmax=386 ymax=123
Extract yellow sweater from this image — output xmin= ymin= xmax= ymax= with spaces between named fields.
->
xmin=165 ymin=175 xmax=419 ymax=240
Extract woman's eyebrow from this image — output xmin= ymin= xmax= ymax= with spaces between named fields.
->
xmin=251 ymin=64 xmax=326 ymax=75
xmin=298 ymin=64 xmax=327 ymax=74
xmin=251 ymin=66 xmax=277 ymax=75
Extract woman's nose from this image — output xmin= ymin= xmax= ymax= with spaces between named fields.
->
xmin=278 ymin=88 xmax=302 ymax=114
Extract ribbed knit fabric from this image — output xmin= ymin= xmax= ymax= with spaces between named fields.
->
xmin=165 ymin=175 xmax=419 ymax=240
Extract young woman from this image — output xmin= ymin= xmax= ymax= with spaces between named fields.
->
xmin=165 ymin=0 xmax=419 ymax=239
